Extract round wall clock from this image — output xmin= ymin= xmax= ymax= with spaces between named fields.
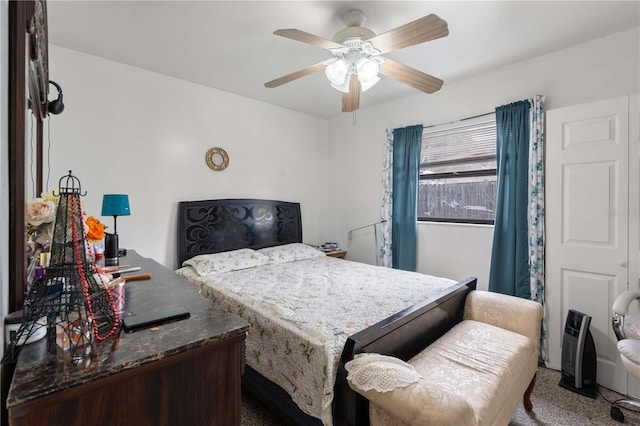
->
xmin=205 ymin=147 xmax=229 ymax=171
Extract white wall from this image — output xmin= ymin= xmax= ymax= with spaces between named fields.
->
xmin=45 ymin=27 xmax=640 ymax=284
xmin=328 ymin=27 xmax=640 ymax=290
xmin=47 ymin=46 xmax=330 ymax=269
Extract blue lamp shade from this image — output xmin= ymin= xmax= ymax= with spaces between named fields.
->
xmin=101 ymin=194 xmax=131 ymax=217
xmin=101 ymin=194 xmax=130 ymax=266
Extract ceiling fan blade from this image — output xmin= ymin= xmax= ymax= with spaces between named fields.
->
xmin=342 ymin=74 xmax=361 ymax=112
xmin=367 ymin=14 xmax=448 ymax=54
xmin=379 ymin=58 xmax=444 ymax=94
xmin=274 ymin=29 xmax=344 ymax=50
xmin=264 ymin=62 xmax=325 ymax=88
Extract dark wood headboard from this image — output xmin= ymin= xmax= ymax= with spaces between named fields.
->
xmin=176 ymin=198 xmax=302 ymax=265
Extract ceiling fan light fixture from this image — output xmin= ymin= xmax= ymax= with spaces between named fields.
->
xmin=356 ymin=58 xmax=380 ymax=83
xmin=325 ymin=58 xmax=350 ymax=85
xmin=360 ymin=75 xmax=380 ymax=92
xmin=330 ymin=81 xmax=351 ymax=93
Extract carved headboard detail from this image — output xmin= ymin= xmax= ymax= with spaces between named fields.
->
xmin=176 ymin=199 xmax=303 ymax=265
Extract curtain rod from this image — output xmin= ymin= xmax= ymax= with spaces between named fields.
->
xmin=423 ymin=110 xmax=494 ymax=130
xmin=422 ymin=96 xmax=540 ymax=130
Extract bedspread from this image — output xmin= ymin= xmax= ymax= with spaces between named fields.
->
xmin=176 ymin=256 xmax=454 ymax=424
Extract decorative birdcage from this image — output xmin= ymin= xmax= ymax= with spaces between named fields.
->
xmin=4 ymin=172 xmax=119 ymax=363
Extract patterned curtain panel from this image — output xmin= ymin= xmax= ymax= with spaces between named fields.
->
xmin=379 ymin=129 xmax=393 ymax=267
xmin=528 ymin=95 xmax=547 ymax=360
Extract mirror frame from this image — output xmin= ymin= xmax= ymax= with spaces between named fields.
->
xmin=205 ymin=147 xmax=229 ymax=171
xmin=9 ymin=0 xmax=47 ymax=312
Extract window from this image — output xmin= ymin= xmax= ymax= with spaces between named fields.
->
xmin=418 ymin=115 xmax=497 ymax=224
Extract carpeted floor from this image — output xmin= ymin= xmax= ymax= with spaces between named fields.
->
xmin=241 ymin=367 xmax=640 ymax=425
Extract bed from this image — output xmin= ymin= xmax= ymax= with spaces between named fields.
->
xmin=175 ymin=198 xmax=477 ymax=425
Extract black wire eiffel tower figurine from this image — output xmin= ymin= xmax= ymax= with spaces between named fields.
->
xmin=3 ymin=172 xmax=119 ymax=363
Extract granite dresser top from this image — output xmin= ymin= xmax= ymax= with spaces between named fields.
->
xmin=7 ymin=250 xmax=249 ymax=407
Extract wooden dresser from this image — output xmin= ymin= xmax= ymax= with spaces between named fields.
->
xmin=7 ymin=251 xmax=249 ymax=426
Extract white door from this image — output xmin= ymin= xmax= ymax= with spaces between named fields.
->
xmin=546 ymin=96 xmax=630 ymax=393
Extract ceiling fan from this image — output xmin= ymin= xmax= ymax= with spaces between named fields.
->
xmin=264 ymin=9 xmax=449 ymax=113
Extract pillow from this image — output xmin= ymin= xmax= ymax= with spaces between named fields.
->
xmin=258 ymin=243 xmax=325 ymax=264
xmin=345 ymin=353 xmax=421 ymax=393
xmin=182 ymin=249 xmax=269 ymax=276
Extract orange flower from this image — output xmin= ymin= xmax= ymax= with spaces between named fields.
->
xmin=85 ymin=216 xmax=105 ymax=242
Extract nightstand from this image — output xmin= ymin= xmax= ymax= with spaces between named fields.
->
xmin=325 ymin=250 xmax=347 ymax=259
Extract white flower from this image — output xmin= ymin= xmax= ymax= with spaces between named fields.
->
xmin=26 ymin=198 xmax=56 ymax=227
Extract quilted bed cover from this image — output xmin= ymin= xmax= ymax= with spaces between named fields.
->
xmin=176 ymin=252 xmax=454 ymax=425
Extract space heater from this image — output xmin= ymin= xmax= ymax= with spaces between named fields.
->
xmin=559 ymin=309 xmax=598 ymax=398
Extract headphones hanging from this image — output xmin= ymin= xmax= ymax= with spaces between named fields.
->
xmin=48 ymin=80 xmax=64 ymax=115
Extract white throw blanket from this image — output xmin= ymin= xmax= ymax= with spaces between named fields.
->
xmin=177 ymin=256 xmax=454 ymax=424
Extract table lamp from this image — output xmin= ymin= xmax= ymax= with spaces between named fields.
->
xmin=101 ymin=194 xmax=131 ymax=266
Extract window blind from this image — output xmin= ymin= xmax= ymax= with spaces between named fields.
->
xmin=421 ymin=119 xmax=497 ymax=167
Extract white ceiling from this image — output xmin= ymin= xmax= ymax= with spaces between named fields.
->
xmin=47 ymin=1 xmax=640 ymax=119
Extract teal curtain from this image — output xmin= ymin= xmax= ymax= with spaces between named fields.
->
xmin=489 ymin=101 xmax=530 ymax=298
xmin=391 ymin=125 xmax=423 ymax=271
